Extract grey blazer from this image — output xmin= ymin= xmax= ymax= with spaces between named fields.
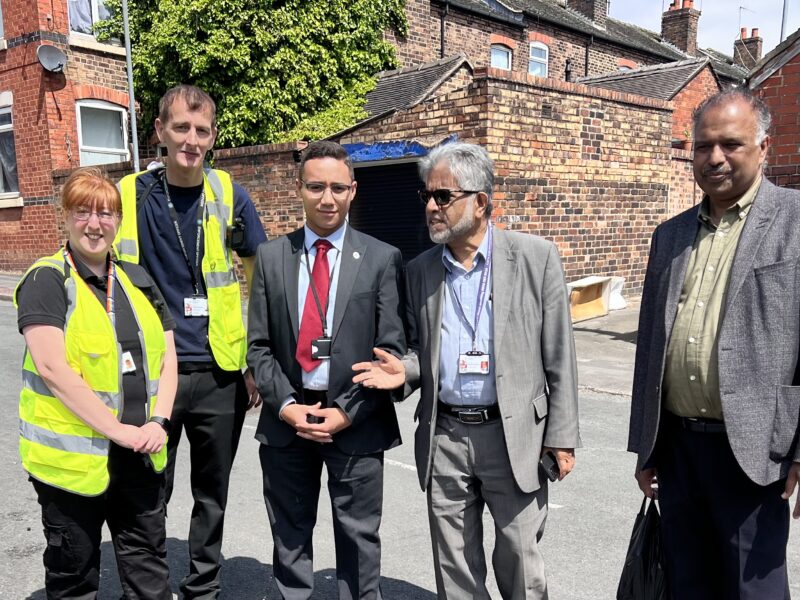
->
xmin=402 ymin=227 xmax=580 ymax=493
xmin=629 ymin=179 xmax=800 ymax=485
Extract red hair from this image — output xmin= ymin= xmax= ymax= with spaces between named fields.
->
xmin=61 ymin=167 xmax=122 ymax=215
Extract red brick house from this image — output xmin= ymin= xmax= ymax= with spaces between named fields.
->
xmin=748 ymin=27 xmax=800 ymax=190
xmin=0 ymin=0 xmax=131 ymax=270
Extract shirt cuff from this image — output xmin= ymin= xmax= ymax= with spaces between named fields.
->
xmin=279 ymin=397 xmax=296 ymax=421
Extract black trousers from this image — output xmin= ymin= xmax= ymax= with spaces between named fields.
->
xmin=259 ymin=439 xmax=385 ymax=600
xmin=33 ymin=444 xmax=170 ymax=600
xmin=165 ymin=365 xmax=248 ymax=600
xmin=657 ymin=413 xmax=791 ymax=600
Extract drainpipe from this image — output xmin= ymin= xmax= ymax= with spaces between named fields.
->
xmin=441 ymin=0 xmax=450 ymax=58
xmin=585 ymin=35 xmax=594 ymax=77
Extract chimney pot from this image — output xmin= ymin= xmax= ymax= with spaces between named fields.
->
xmin=684 ymin=0 xmax=694 ymax=8
xmin=669 ymin=1 xmax=677 ymax=10
xmin=741 ymin=27 xmax=747 ymax=39
xmin=752 ymin=28 xmax=759 ymax=38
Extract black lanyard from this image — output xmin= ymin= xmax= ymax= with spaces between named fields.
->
xmin=162 ymin=173 xmax=205 ymax=296
xmin=303 ymin=242 xmax=339 ymax=338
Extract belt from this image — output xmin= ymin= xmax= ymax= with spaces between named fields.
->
xmin=301 ymin=388 xmax=328 ymax=405
xmin=178 ymin=361 xmax=216 ymax=374
xmin=437 ymin=401 xmax=500 ymax=424
xmin=667 ymin=412 xmax=726 ymax=434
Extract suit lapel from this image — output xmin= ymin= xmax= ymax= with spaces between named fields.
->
xmin=725 ymin=181 xmax=777 ymax=310
xmin=424 ymin=246 xmax=445 ymax=387
xmin=331 ymin=227 xmax=365 ymax=344
xmin=491 ymin=228 xmax=517 ymax=353
xmin=285 ymin=229 xmax=304 ymax=339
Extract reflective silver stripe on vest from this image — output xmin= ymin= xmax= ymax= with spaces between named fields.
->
xmin=205 ymin=169 xmax=224 ymax=205
xmin=22 ymin=370 xmax=56 ymax=398
xmin=205 ymin=271 xmax=237 ymax=288
xmin=148 ymin=379 xmax=159 ymax=397
xmin=117 ymin=238 xmax=138 ymax=257
xmin=23 ymin=370 xmax=119 ymax=410
xmin=206 ymin=200 xmax=231 ymax=223
xmin=38 ymin=258 xmax=64 ymax=270
xmin=20 ymin=420 xmax=110 ymax=456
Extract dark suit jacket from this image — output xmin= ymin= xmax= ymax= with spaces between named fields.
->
xmin=247 ymin=226 xmax=406 ymax=455
xmin=629 ymin=179 xmax=800 ymax=485
xmin=402 ymin=228 xmax=580 ymax=493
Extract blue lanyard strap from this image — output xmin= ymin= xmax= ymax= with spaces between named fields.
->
xmin=446 ymin=223 xmax=493 ymax=351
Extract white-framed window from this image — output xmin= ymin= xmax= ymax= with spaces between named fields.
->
xmin=0 ymin=105 xmax=19 ymax=195
xmin=490 ymin=44 xmax=512 ymax=70
xmin=68 ymin=0 xmax=110 ymax=35
xmin=0 ymin=0 xmax=5 ymax=40
xmin=76 ymin=100 xmax=129 ymax=166
xmin=528 ymin=42 xmax=548 ymax=77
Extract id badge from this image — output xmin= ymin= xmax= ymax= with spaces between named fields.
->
xmin=311 ymin=336 xmax=332 ymax=360
xmin=458 ymin=351 xmax=490 ymax=374
xmin=121 ymin=351 xmax=136 ymax=374
xmin=184 ymin=295 xmax=209 ymax=317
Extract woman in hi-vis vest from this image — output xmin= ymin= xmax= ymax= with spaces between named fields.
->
xmin=14 ymin=167 xmax=178 ymax=599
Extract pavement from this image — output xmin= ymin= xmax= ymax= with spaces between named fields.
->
xmin=0 ymin=271 xmax=18 ymax=302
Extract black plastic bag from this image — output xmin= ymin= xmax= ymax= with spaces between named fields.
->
xmin=616 ymin=497 xmax=669 ymax=600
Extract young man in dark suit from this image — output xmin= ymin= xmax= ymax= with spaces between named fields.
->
xmin=247 ymin=141 xmax=406 ymax=600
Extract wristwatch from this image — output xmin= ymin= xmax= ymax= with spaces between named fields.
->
xmin=148 ymin=416 xmax=172 ymax=435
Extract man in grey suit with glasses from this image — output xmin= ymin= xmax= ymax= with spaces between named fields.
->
xmin=354 ymin=142 xmax=580 ymax=599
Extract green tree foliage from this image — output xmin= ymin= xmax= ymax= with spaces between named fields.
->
xmin=99 ymin=0 xmax=407 ymax=147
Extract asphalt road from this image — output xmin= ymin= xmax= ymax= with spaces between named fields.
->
xmin=0 ymin=300 xmax=797 ymax=599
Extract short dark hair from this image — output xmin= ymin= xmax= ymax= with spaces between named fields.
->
xmin=693 ymin=88 xmax=772 ymax=143
xmin=299 ymin=141 xmax=354 ymax=180
xmin=158 ymin=85 xmax=217 ymax=127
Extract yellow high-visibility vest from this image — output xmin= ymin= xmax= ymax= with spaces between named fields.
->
xmin=114 ymin=168 xmax=246 ymax=370
xmin=15 ymin=251 xmax=167 ymax=496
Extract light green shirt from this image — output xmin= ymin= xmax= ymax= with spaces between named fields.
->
xmin=663 ymin=177 xmax=762 ymax=419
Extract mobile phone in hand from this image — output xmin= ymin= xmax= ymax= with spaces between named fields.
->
xmin=540 ymin=451 xmax=560 ymax=482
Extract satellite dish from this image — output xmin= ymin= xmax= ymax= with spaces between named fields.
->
xmin=37 ymin=45 xmax=67 ymax=73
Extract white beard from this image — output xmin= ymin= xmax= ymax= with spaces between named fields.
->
xmin=428 ymin=198 xmax=475 ymax=244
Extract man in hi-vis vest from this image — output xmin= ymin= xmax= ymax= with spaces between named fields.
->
xmin=115 ymin=85 xmax=266 ymax=599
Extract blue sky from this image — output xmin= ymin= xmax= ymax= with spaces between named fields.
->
xmin=608 ymin=0 xmax=799 ymax=60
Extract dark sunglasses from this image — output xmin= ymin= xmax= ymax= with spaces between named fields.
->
xmin=418 ymin=188 xmax=479 ymax=207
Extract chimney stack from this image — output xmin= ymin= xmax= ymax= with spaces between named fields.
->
xmin=733 ymin=27 xmax=763 ymax=70
xmin=661 ymin=0 xmax=701 ymax=56
xmin=568 ymin=0 xmax=608 ymax=28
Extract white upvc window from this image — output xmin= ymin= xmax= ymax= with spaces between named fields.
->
xmin=68 ymin=0 xmax=110 ymax=35
xmin=0 ymin=1 xmax=5 ymax=40
xmin=0 ymin=105 xmax=19 ymax=196
xmin=528 ymin=42 xmax=549 ymax=77
xmin=490 ymin=44 xmax=512 ymax=70
xmin=76 ymin=100 xmax=129 ymax=166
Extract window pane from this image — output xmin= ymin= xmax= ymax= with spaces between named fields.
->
xmin=530 ymin=46 xmax=547 ymax=60
xmin=0 ymin=110 xmax=11 ymax=128
xmin=491 ymin=47 xmax=511 ymax=70
xmin=80 ymin=106 xmax=125 ymax=149
xmin=528 ymin=60 xmax=547 ymax=77
xmin=69 ymin=0 xmax=94 ymax=33
xmin=80 ymin=150 xmax=127 ymax=166
xmin=0 ymin=130 xmax=19 ymax=193
xmin=0 ymin=3 xmax=4 ymax=39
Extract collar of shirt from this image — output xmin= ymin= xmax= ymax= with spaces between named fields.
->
xmin=65 ymin=242 xmax=112 ymax=286
xmin=442 ymin=227 xmax=490 ymax=275
xmin=303 ymin=222 xmax=347 ymax=255
xmin=698 ymin=175 xmax=761 ymax=230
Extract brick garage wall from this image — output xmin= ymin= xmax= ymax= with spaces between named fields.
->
xmin=339 ymin=69 xmax=677 ymax=293
xmin=669 ymin=148 xmax=702 ymax=216
xmin=757 ymin=53 xmax=800 ymax=189
xmin=670 ymin=66 xmax=720 ymax=142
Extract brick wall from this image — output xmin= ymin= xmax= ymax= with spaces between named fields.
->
xmin=758 ymin=53 xmax=800 ymax=189
xmin=670 ymin=66 xmax=720 ymax=141
xmin=669 ymin=147 xmax=702 ymax=215
xmin=339 ymin=68 xmax=679 ymax=293
xmin=0 ymin=0 xmax=131 ymax=271
xmin=391 ymin=0 xmax=677 ymax=82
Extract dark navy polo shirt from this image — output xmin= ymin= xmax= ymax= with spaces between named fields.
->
xmin=133 ymin=169 xmax=267 ymax=364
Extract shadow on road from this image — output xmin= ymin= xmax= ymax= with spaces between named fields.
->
xmin=22 ymin=537 xmax=436 ymax=599
xmin=572 ymin=327 xmax=638 ymax=345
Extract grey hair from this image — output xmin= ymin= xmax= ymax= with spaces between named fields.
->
xmin=418 ymin=142 xmax=494 ymax=217
xmin=693 ymin=88 xmax=772 ymax=143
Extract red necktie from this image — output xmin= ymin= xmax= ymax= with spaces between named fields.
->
xmin=296 ymin=239 xmax=332 ymax=372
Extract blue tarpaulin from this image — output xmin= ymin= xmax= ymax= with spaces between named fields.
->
xmin=344 ymin=135 xmax=458 ymax=163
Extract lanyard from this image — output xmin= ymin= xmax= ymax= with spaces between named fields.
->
xmin=63 ymin=249 xmax=117 ymax=327
xmin=447 ymin=223 xmax=493 ymax=351
xmin=303 ymin=242 xmax=340 ymax=338
xmin=162 ymin=173 xmax=206 ymax=296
